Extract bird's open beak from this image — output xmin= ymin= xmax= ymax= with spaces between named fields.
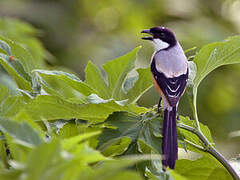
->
xmin=141 ymin=29 xmax=153 ymax=40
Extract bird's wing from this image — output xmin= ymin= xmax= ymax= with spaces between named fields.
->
xmin=151 ymin=58 xmax=188 ymax=107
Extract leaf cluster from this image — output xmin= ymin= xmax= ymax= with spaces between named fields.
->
xmin=0 ymin=18 xmax=239 ymax=180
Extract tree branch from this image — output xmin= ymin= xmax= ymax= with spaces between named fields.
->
xmin=178 ymin=123 xmax=240 ymax=180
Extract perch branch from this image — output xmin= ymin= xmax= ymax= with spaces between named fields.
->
xmin=178 ymin=123 xmax=240 ymax=180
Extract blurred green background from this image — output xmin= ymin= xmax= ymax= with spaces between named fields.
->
xmin=0 ymin=0 xmax=239 ymax=158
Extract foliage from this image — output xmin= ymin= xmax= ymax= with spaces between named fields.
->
xmin=0 ymin=18 xmax=239 ymax=180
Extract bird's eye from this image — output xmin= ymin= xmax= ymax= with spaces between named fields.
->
xmin=160 ymin=33 xmax=165 ymax=37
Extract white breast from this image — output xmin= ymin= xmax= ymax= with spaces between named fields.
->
xmin=153 ymin=42 xmax=188 ymax=78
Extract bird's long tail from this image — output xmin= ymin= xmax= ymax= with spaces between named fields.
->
xmin=162 ymin=106 xmax=178 ymax=169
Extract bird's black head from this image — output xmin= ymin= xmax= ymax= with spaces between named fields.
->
xmin=141 ymin=26 xmax=177 ymax=50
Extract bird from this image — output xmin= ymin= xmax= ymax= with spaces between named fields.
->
xmin=141 ymin=26 xmax=188 ymax=169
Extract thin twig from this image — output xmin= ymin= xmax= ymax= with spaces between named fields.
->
xmin=178 ymin=123 xmax=240 ymax=180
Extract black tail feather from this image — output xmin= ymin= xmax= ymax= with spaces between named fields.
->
xmin=162 ymin=106 xmax=178 ymax=169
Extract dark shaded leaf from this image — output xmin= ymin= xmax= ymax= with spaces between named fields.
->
xmin=98 ymin=112 xmax=162 ymax=155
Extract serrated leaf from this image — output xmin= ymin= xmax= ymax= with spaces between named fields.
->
xmin=0 ymin=119 xmax=42 ymax=147
xmin=175 ymin=155 xmax=232 ymax=180
xmin=98 ymin=112 xmax=162 ymax=155
xmin=22 ymin=95 xmax=145 ymax=122
xmin=35 ymin=69 xmax=95 ymax=102
xmin=102 ymin=46 xmax=141 ymax=100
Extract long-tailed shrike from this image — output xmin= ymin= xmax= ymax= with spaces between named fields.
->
xmin=141 ymin=26 xmax=188 ymax=169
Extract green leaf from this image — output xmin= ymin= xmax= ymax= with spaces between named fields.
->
xmin=0 ymin=170 xmax=22 ymax=180
xmin=10 ymin=58 xmax=32 ymax=82
xmin=105 ymin=171 xmax=142 ymax=180
xmin=98 ymin=112 xmax=162 ymax=155
xmin=102 ymin=46 xmax=141 ymax=100
xmin=170 ymin=170 xmax=189 ymax=180
xmin=193 ymin=36 xmax=240 ymax=121
xmin=125 ymin=67 xmax=153 ymax=103
xmin=25 ymin=140 xmax=62 ymax=180
xmin=20 ymin=139 xmax=106 ymax=180
xmin=22 ymin=95 xmax=144 ymax=122
xmin=35 ymin=69 xmax=95 ymax=102
xmin=101 ymin=137 xmax=132 ymax=157
xmin=62 ymin=131 xmax=100 ymax=150
xmin=70 ymin=142 xmax=107 ymax=164
xmin=0 ymin=96 xmax=26 ymax=118
xmin=178 ymin=116 xmax=214 ymax=153
xmin=85 ymin=47 xmax=144 ymax=101
xmin=0 ymin=72 xmax=18 ymax=94
xmin=80 ymin=159 xmax=142 ymax=180
xmin=0 ymin=53 xmax=32 ymax=90
xmin=0 ymin=119 xmax=43 ymax=147
xmin=0 ymin=132 xmax=9 ymax=168
xmin=0 ymin=18 xmax=46 ymax=68
xmin=0 ymin=39 xmax=11 ymax=55
xmin=85 ymin=61 xmax=110 ymax=99
xmin=0 ymin=84 xmax=9 ymax=102
xmin=175 ymin=155 xmax=232 ymax=180
xmin=52 ymin=120 xmax=79 ymax=138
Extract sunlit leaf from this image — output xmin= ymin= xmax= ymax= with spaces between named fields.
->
xmin=175 ymin=155 xmax=232 ymax=180
xmin=22 ymin=95 xmax=146 ymax=122
xmin=193 ymin=36 xmax=240 ymax=120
